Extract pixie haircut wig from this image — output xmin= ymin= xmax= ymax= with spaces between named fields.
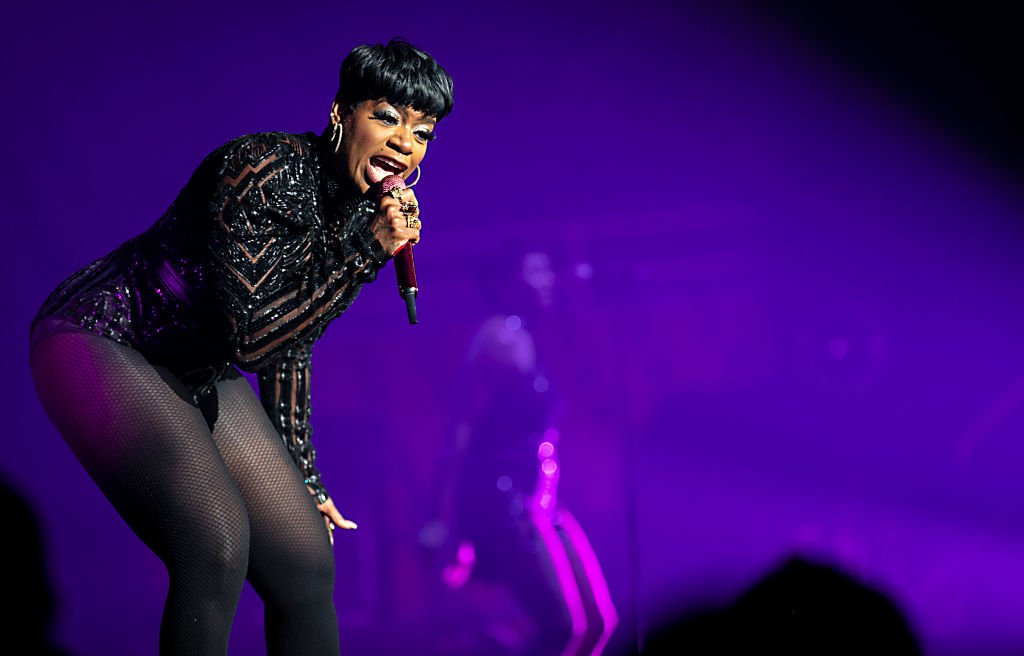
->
xmin=336 ymin=39 xmax=454 ymax=120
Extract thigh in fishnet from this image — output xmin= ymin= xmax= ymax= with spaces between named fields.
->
xmin=210 ymin=377 xmax=339 ymax=655
xmin=29 ymin=332 xmax=250 ymax=655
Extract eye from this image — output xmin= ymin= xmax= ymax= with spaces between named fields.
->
xmin=372 ymin=109 xmax=400 ymax=125
xmin=415 ymin=129 xmax=437 ymax=143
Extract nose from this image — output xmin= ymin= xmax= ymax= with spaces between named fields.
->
xmin=387 ymin=125 xmax=413 ymax=155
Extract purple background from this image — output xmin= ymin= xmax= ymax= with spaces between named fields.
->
xmin=3 ymin=1 xmax=1023 ymax=654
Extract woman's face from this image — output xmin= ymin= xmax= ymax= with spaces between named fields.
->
xmin=337 ymin=99 xmax=436 ymax=193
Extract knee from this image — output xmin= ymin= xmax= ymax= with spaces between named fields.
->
xmin=208 ymin=528 xmax=251 ymax=584
xmin=254 ymin=538 xmax=335 ymax=606
xmin=170 ymin=516 xmax=250 ymax=591
xmin=581 ymin=601 xmax=619 ymax=653
xmin=284 ymin=540 xmax=335 ymax=593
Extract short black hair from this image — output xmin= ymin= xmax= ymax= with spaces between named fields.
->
xmin=336 ymin=39 xmax=453 ymax=120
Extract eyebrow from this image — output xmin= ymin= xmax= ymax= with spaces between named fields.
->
xmin=403 ymin=109 xmax=436 ymax=125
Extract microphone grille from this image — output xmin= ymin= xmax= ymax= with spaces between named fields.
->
xmin=381 ymin=174 xmax=406 ymax=196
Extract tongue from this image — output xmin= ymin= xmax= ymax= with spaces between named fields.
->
xmin=367 ymin=160 xmax=390 ymax=184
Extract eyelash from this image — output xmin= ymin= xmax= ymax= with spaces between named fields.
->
xmin=373 ymin=110 xmax=436 ymax=143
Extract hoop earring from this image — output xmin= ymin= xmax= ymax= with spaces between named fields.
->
xmin=331 ymin=123 xmax=343 ymax=151
xmin=407 ymin=165 xmax=421 ymax=188
xmin=329 ymin=105 xmax=343 ymax=152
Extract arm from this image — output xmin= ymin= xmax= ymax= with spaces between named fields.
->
xmin=204 ymin=133 xmax=410 ymax=532
xmin=257 ymin=341 xmax=357 ymax=540
xmin=256 ymin=340 xmax=326 ymax=502
xmin=202 ymin=133 xmax=377 ymax=523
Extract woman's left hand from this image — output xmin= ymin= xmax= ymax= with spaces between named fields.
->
xmin=313 ymin=493 xmax=358 ymax=545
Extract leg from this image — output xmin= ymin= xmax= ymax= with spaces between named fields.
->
xmin=465 ymin=499 xmax=580 ymax=655
xmin=29 ymin=333 xmax=250 ymax=655
xmin=525 ymin=504 xmax=588 ymax=655
xmin=208 ymin=376 xmax=339 ymax=656
xmin=555 ymin=509 xmax=618 ymax=655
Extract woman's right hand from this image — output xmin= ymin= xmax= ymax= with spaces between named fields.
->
xmin=372 ymin=186 xmax=422 ymax=256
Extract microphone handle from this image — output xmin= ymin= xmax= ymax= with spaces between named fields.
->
xmin=394 ymin=242 xmax=418 ymax=324
xmin=379 ymin=174 xmax=419 ymax=324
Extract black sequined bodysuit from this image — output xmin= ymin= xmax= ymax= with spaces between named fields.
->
xmin=30 ymin=131 xmax=389 ymax=503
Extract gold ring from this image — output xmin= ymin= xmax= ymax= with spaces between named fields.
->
xmin=387 ymin=187 xmax=405 ymax=200
xmin=401 ymin=201 xmax=420 ymax=219
xmin=406 ymin=217 xmax=422 ymax=230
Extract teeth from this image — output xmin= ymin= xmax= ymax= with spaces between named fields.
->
xmin=367 ymin=157 xmax=405 ymax=184
xmin=374 ymin=157 xmax=402 ymax=172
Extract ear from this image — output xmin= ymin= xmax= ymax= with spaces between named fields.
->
xmin=330 ymin=101 xmax=343 ymax=125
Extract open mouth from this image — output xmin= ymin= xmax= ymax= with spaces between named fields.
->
xmin=366 ymin=156 xmax=406 ymax=183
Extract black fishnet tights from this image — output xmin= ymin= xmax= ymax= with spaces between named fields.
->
xmin=30 ymin=332 xmax=339 ymax=655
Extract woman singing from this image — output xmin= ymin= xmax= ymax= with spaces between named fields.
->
xmin=28 ymin=39 xmax=453 ymax=654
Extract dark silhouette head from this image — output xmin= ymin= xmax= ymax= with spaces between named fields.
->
xmin=643 ymin=556 xmax=920 ymax=655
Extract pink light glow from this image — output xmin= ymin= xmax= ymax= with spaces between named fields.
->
xmin=441 ymin=540 xmax=476 ymax=590
xmin=528 ymin=499 xmax=586 ymax=655
xmin=556 ymin=509 xmax=619 ymax=654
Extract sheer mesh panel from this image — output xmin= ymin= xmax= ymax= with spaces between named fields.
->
xmin=30 ymin=332 xmax=338 ymax=655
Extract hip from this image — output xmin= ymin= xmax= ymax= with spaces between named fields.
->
xmin=31 ymin=251 xmax=233 ymax=377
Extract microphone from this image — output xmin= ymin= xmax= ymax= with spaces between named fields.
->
xmin=380 ymin=175 xmax=418 ymax=324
